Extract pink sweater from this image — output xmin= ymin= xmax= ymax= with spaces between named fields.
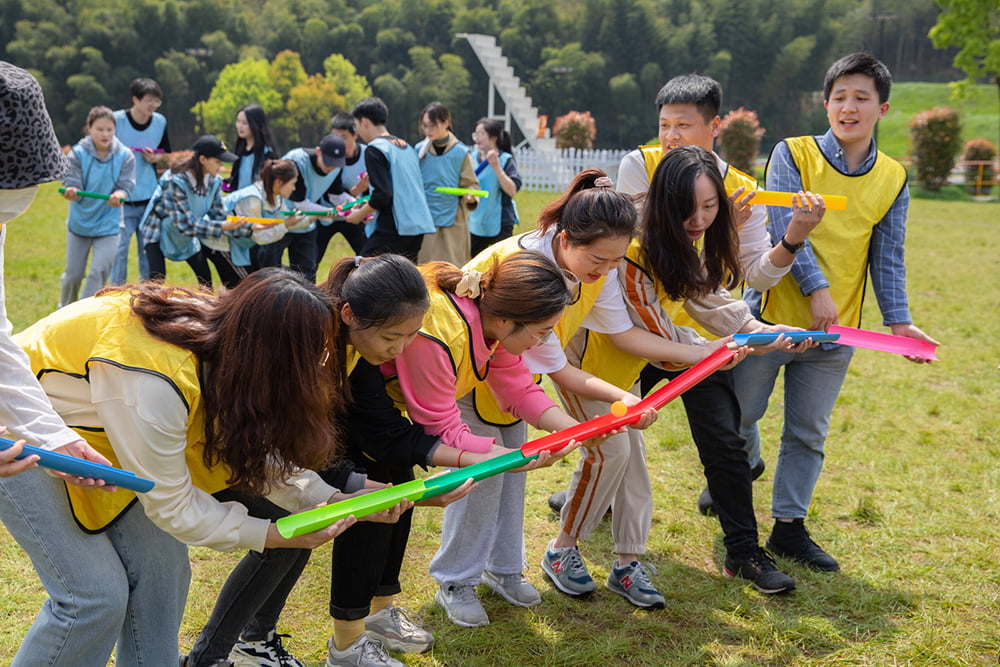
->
xmin=382 ymin=294 xmax=555 ymax=452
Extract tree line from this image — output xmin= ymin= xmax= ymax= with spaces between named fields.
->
xmin=2 ymin=0 xmax=960 ymax=152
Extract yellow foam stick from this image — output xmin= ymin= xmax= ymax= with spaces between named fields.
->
xmin=729 ymin=189 xmax=847 ymax=211
xmin=226 ymin=215 xmax=285 ymax=226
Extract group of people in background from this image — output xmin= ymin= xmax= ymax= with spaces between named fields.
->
xmin=0 ymin=48 xmax=937 ymax=667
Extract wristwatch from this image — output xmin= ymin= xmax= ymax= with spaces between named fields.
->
xmin=780 ymin=235 xmax=805 ymax=254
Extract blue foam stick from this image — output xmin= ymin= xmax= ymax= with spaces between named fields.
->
xmin=0 ymin=437 xmax=155 ymax=493
xmin=474 ymin=159 xmax=489 ymax=175
xmin=732 ymin=331 xmax=840 ymax=346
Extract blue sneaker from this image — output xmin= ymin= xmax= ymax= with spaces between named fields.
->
xmin=606 ymin=560 xmax=665 ymax=609
xmin=541 ymin=541 xmax=596 ymax=596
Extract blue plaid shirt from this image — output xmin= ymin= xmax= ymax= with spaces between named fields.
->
xmin=745 ymin=128 xmax=912 ymax=327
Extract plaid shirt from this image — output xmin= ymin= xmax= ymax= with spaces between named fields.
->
xmin=141 ymin=172 xmax=250 ymax=247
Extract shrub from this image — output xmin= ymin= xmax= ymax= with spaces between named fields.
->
xmin=718 ymin=107 xmax=766 ymax=174
xmin=553 ymin=111 xmax=597 ymax=150
xmin=908 ymin=106 xmax=962 ymax=191
xmin=961 ymin=138 xmax=996 ymax=195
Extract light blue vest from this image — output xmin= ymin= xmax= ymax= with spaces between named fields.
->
xmin=340 ymin=144 xmax=368 ymax=190
xmin=283 ymin=148 xmax=341 ymax=234
xmin=159 ymin=173 xmax=221 ymax=261
xmin=416 ymin=139 xmax=469 ymax=228
xmin=113 ymin=110 xmax=166 ymax=202
xmin=68 ymin=139 xmax=130 ymax=237
xmin=367 ymin=137 xmax=435 ymax=236
xmin=468 ymin=149 xmax=513 ymax=237
xmin=222 ymin=182 xmax=284 ymax=266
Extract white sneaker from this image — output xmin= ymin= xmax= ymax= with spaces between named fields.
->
xmin=434 ymin=583 xmax=490 ymax=627
xmin=325 ymin=633 xmax=404 ymax=667
xmin=482 ymin=570 xmax=542 ymax=607
xmin=364 ymin=604 xmax=434 ymax=653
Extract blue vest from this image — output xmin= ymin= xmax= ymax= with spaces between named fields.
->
xmin=416 ymin=139 xmax=469 ymax=228
xmin=113 ymin=110 xmax=166 ymax=202
xmin=367 ymin=137 xmax=435 ymax=236
xmin=222 ymin=182 xmax=283 ymax=266
xmin=68 ymin=139 xmax=130 ymax=237
xmin=468 ymin=149 xmax=513 ymax=237
xmin=283 ymin=148 xmax=342 ymax=234
xmin=160 ymin=173 xmax=222 ymax=261
xmin=341 ymin=144 xmax=368 ymax=189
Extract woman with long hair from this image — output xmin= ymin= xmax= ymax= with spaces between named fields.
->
xmin=468 ymin=117 xmax=520 ymax=257
xmin=226 ymin=103 xmax=278 ymax=192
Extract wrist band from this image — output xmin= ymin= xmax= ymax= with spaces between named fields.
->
xmin=457 ymin=450 xmax=464 ymax=467
xmin=780 ymin=235 xmax=805 ymax=254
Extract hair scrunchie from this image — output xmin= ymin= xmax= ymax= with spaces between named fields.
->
xmin=455 ymin=268 xmax=483 ymax=298
xmin=354 ymin=255 xmax=364 ymax=268
xmin=594 ymin=175 xmax=614 ymax=188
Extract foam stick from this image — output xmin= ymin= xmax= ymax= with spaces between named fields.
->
xmin=828 ymin=325 xmax=939 ymax=361
xmin=0 ymin=437 xmax=155 ymax=493
xmin=434 ymin=187 xmax=488 ymax=198
xmin=729 ymin=189 xmax=847 ymax=211
xmin=521 ymin=346 xmax=736 ymax=456
xmin=58 ymin=187 xmax=112 ymax=201
xmin=276 ymin=478 xmax=428 ymax=538
xmin=422 ymin=449 xmax=535 ymax=496
xmin=130 ymin=147 xmax=166 ymax=153
xmin=335 ymin=194 xmax=372 ymax=213
xmin=732 ymin=331 xmax=840 ymax=346
xmin=474 ymin=159 xmax=489 ymax=175
xmin=226 ymin=215 xmax=285 ymax=226
xmin=279 ymin=210 xmax=335 ymax=217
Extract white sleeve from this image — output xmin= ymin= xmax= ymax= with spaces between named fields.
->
xmin=616 ymin=150 xmax=649 ymax=196
xmin=579 ymin=270 xmax=633 ymax=335
xmin=738 ymin=204 xmax=789 ymax=291
xmin=0 ymin=228 xmax=80 ymax=451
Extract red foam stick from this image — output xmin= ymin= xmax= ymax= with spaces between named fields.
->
xmin=521 ymin=346 xmax=736 ymax=456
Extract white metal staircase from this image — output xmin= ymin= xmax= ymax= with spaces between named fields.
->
xmin=457 ymin=33 xmax=556 ymax=151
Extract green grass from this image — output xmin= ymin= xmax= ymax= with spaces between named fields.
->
xmin=876 ymin=82 xmax=999 ymax=160
xmin=2 ymin=185 xmax=999 ymax=665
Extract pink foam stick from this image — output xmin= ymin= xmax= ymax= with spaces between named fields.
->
xmin=521 ymin=346 xmax=736 ymax=456
xmin=131 ymin=147 xmax=166 ymax=153
xmin=828 ymin=325 xmax=939 ymax=361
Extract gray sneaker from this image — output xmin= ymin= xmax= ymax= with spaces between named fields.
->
xmin=482 ymin=570 xmax=542 ymax=607
xmin=434 ymin=583 xmax=490 ymax=627
xmin=364 ymin=604 xmax=434 ymax=653
xmin=541 ymin=541 xmax=596 ymax=596
xmin=606 ymin=560 xmax=665 ymax=609
xmin=325 ymin=633 xmax=404 ymax=667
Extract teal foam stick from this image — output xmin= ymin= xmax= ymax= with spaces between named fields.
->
xmin=275 ymin=478 xmax=427 ymax=538
xmin=58 ymin=187 xmax=111 ymax=200
xmin=422 ymin=449 xmax=536 ymax=497
xmin=434 ymin=186 xmax=488 ymax=197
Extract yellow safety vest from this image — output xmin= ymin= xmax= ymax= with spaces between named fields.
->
xmin=15 ymin=292 xmax=231 ymax=532
xmin=758 ymin=136 xmax=906 ymax=329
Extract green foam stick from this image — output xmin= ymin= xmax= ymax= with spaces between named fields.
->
xmin=434 ymin=187 xmax=488 ymax=197
xmin=279 ymin=210 xmax=333 ymax=216
xmin=275 ymin=478 xmax=427 ymax=538
xmin=422 ymin=449 xmax=535 ymax=497
xmin=58 ymin=187 xmax=112 ymax=201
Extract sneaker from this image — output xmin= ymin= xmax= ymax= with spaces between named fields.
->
xmin=541 ymin=541 xmax=596 ymax=596
xmin=434 ymin=583 xmax=490 ymax=628
xmin=548 ymin=489 xmax=611 ymax=518
xmin=482 ymin=570 xmax=542 ymax=607
xmin=606 ymin=560 xmax=666 ymax=609
xmin=766 ymin=519 xmax=840 ymax=571
xmin=364 ymin=604 xmax=434 ymax=654
xmin=230 ymin=630 xmax=302 ymax=667
xmin=325 ymin=633 xmax=404 ymax=667
xmin=698 ymin=460 xmax=766 ymax=516
xmin=724 ymin=547 xmax=796 ymax=594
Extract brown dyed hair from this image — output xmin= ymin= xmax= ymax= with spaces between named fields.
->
xmin=536 ymin=168 xmax=637 ymax=245
xmin=112 ymin=268 xmax=345 ymax=494
xmin=641 ymin=145 xmax=742 ymax=300
xmin=259 ymin=159 xmax=298 ymax=208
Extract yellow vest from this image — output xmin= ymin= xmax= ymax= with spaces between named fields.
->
xmin=15 ymin=292 xmax=231 ymax=532
xmin=759 ymin=136 xmax=906 ymax=329
xmin=463 ymin=233 xmax=605 ymax=425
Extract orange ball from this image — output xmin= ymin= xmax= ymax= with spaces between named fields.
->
xmin=610 ymin=401 xmax=628 ymax=418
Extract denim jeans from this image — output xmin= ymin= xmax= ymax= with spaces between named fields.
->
xmin=0 ymin=467 xmax=189 ymax=666
xmin=110 ymin=202 xmax=150 ymax=284
xmin=732 ymin=345 xmax=854 ymax=519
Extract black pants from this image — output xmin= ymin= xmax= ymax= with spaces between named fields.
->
xmin=640 ymin=364 xmax=758 ymax=558
xmin=316 ymin=220 xmax=367 ymax=264
xmin=145 ymin=242 xmax=213 ymax=287
xmin=188 ymin=490 xmax=310 ymax=666
xmin=202 ymin=247 xmax=248 ymax=289
xmin=362 ymin=231 xmax=423 ymax=263
xmin=326 ymin=459 xmax=415 ymax=621
xmin=257 ymin=229 xmax=318 ymax=283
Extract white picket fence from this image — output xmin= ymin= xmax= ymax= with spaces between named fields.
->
xmin=514 ymin=148 xmax=631 ymax=192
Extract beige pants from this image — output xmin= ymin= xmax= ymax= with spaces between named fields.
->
xmin=417 ymin=216 xmax=470 ymax=267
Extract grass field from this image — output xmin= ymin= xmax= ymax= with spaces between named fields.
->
xmin=1 ymin=185 xmax=999 ymax=665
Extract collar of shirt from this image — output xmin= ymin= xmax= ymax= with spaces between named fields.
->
xmin=818 ymin=128 xmax=877 ymax=175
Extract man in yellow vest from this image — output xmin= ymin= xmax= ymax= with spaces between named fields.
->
xmin=735 ymin=53 xmax=939 ymax=571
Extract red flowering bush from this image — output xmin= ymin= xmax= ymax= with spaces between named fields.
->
xmin=718 ymin=107 xmax=765 ymax=173
xmin=908 ymin=107 xmax=962 ymax=190
xmin=553 ymin=111 xmax=597 ymax=150
xmin=962 ymin=138 xmax=996 ymax=195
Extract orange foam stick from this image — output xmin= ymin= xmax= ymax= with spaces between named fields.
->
xmin=729 ymin=189 xmax=847 ymax=211
xmin=225 ymin=215 xmax=285 ymax=226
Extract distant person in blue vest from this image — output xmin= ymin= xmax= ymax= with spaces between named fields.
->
xmin=313 ymin=113 xmax=371 ymax=265
xmin=346 ymin=96 xmax=435 ymax=263
xmin=111 ymin=77 xmax=170 ymax=285
xmin=469 ymin=117 xmax=521 ymax=257
xmin=258 ymin=134 xmax=347 ymax=282
xmin=225 ymin=103 xmax=278 ymax=193
xmin=415 ymin=101 xmax=478 ymax=266
xmin=59 ymin=106 xmax=135 ymax=307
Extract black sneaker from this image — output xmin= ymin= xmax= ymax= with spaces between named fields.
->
xmin=766 ymin=519 xmax=840 ymax=572
xmin=548 ymin=489 xmax=611 ymax=518
xmin=724 ymin=547 xmax=796 ymax=594
xmin=698 ymin=460 xmax=765 ymax=516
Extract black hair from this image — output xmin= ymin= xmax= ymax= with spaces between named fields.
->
xmin=322 ymin=255 xmax=428 ymax=332
xmin=823 ymin=52 xmax=892 ymax=103
xmin=233 ymin=104 xmax=276 ymax=182
xmin=421 ymin=101 xmax=453 ymax=133
xmin=129 ymin=77 xmax=162 ymax=101
xmin=329 ymin=112 xmax=357 ymax=134
xmin=475 ymin=117 xmax=513 ymax=154
xmin=654 ymin=74 xmax=722 ymax=123
xmin=351 ymin=97 xmax=389 ymax=126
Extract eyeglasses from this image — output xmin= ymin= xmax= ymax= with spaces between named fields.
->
xmin=518 ymin=323 xmax=555 ymax=347
xmin=471 ymin=131 xmax=485 ymax=139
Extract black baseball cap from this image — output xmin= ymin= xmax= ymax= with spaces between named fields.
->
xmin=319 ymin=133 xmax=347 ymax=167
xmin=192 ymin=135 xmax=237 ymax=162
